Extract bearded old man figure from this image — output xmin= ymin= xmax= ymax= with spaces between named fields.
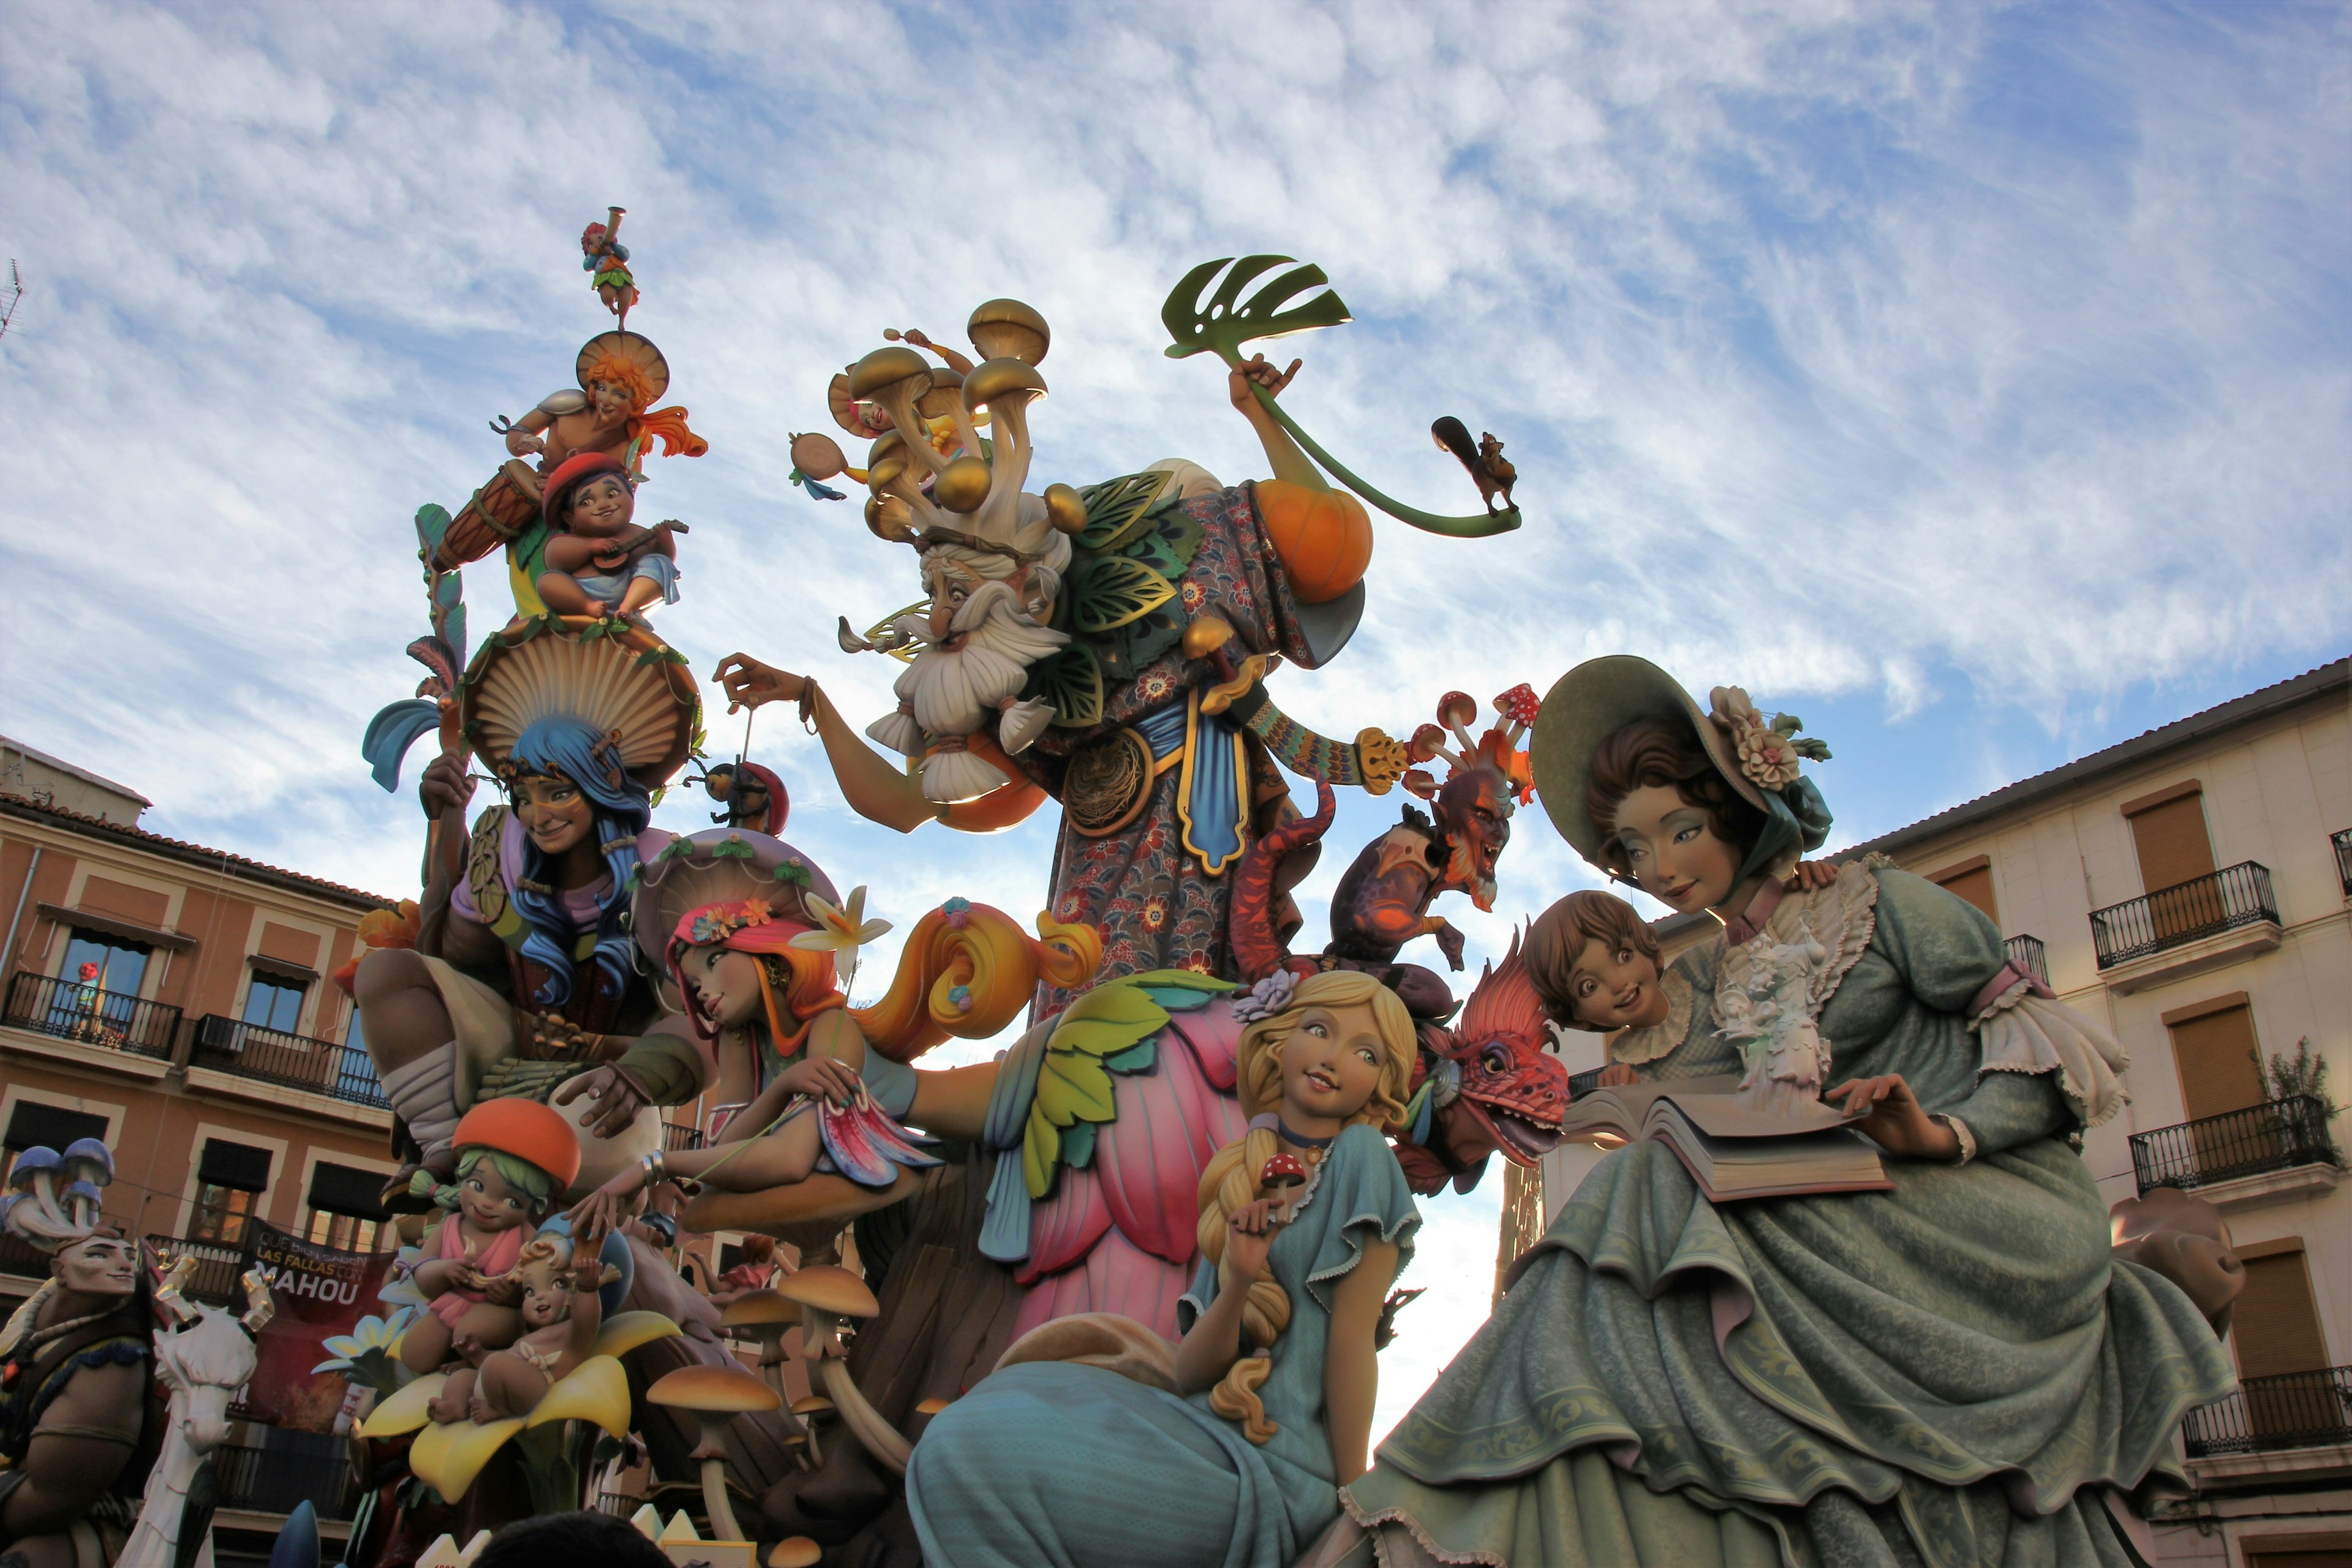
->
xmin=719 ymin=299 xmax=1405 ymax=1012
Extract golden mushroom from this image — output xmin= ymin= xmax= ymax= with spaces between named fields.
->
xmin=789 ymin=1392 xmax=835 ymax=1466
xmin=776 ymin=1266 xmax=907 ymax=1475
xmin=718 ymin=1289 xmax=797 ymax=1396
xmin=646 ymin=1363 xmax=781 ymax=1544
xmin=932 ymin=454 xmax=992 ymax=514
xmin=848 ymin=347 xmax=945 ymax=480
xmin=1042 ymin=482 xmax=1087 ymax=537
xmin=967 ymin=298 xmax=1050 ymax=366
xmin=769 ymin=1539 xmax=823 ymax=1568
xmin=960 ymin=357 xmax=1047 ymax=417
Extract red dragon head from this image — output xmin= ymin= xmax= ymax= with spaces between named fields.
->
xmin=1393 ymin=927 xmax=1569 ymax=1196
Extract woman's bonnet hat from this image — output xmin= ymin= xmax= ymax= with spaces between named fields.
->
xmin=630 ymin=827 xmax=843 ymax=976
xmin=1529 ymin=654 xmax=1833 ymax=883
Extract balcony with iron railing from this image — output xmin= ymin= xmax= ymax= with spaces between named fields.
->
xmin=2 ymin=968 xmax=181 ymax=1060
xmin=2128 ymin=1095 xmax=2340 ymax=1198
xmin=2089 ymin=861 xmax=2278 ymax=971
xmin=211 ymin=1438 xmax=359 ymax=1520
xmin=190 ymin=1014 xmax=389 ymax=1110
xmin=2003 ymin=934 xmax=2049 ymax=988
xmin=146 ymin=1234 xmax=251 ymax=1308
xmin=2183 ymin=1365 xmax=2352 ymax=1459
xmin=2334 ymin=827 xmax=2352 ymax=896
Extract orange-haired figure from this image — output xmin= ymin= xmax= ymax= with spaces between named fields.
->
xmin=497 ymin=333 xmax=709 ymax=500
xmin=567 ymin=891 xmax=1098 ymax=1229
xmin=580 ymin=205 xmax=637 ymax=328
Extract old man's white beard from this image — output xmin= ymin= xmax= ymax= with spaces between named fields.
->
xmin=864 ymin=583 xmax=1069 ymax=802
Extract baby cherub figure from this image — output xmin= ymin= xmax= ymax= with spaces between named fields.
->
xmin=1526 ymin=890 xmax=1673 ymax=1090
xmin=535 ymin=451 xmax=686 ymax=622
xmin=401 ymin=1100 xmax=579 ymax=1398
xmin=437 ymin=1235 xmax=616 ymax=1424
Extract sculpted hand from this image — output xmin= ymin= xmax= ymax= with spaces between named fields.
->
xmin=1224 ymin=1196 xmax=1287 ymax=1280
xmin=1227 ymin=353 xmax=1301 ymax=413
xmin=505 ymin=429 xmax=546 ymax=458
xmin=554 ymin=1065 xmax=654 ymax=1139
xmin=1594 ymin=1061 xmax=1640 ymax=1090
xmin=480 ymin=1271 xmax=526 ymax=1308
xmin=1785 ymin=859 xmax=1841 ymax=892
xmin=418 ymin=753 xmax=475 ymax=821
xmin=1433 ymin=921 xmax=1466 ymax=972
xmin=712 ymin=653 xmax=806 ymax=715
xmin=780 ymin=1055 xmax=864 ymax=1109
xmin=1827 ymin=1074 xmax=1960 ymax=1161
xmin=567 ymin=1171 xmax=643 ymax=1243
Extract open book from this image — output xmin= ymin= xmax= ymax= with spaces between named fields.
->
xmin=1562 ymin=1074 xmax=1891 ymax=1201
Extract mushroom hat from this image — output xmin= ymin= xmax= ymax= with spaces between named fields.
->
xmin=450 ymin=1098 xmax=581 ymax=1192
xmin=1529 ymin=654 xmax=1831 ymax=883
xmin=458 ymin=618 xmax=700 ymax=794
xmin=629 ymin=827 xmax=843 ymax=978
xmin=575 ymin=330 xmax=670 ymax=407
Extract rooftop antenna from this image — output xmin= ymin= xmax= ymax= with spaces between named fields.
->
xmin=0 ymin=262 xmax=21 ymax=343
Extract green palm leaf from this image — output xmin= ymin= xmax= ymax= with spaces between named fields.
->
xmin=1162 ymin=255 xmax=1353 ymax=364
xmin=1069 ymin=556 xmax=1177 ymax=633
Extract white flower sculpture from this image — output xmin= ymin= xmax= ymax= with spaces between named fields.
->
xmin=1708 ymin=686 xmax=1830 ymax=792
xmin=313 ymin=1308 xmax=420 ymax=1396
xmin=791 ymin=886 xmax=894 ymax=992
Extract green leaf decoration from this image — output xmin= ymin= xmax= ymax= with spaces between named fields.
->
xmin=1076 ymin=472 xmax=1175 ymax=554
xmin=1023 ymin=978 xmax=1176 ymax=1199
xmin=1060 ymin=1122 xmax=1098 ymax=1170
xmin=635 ymin=647 xmax=689 ymax=669
xmin=772 ymin=861 xmax=812 ymax=886
xmin=1771 ymin=713 xmax=1803 ymax=736
xmin=1070 ymin=556 xmax=1177 ymax=634
xmin=711 ymin=837 xmax=755 ymax=860
xmin=1101 ymin=1041 xmax=1158 ymax=1072
xmin=1161 ymin=255 xmax=1354 ymax=365
xmin=413 ymin=503 xmax=454 ymax=551
xmin=1794 ymin=738 xmax=1833 ymax=761
xmin=1036 ymin=646 xmax=1106 ymax=729
xmin=1125 ymin=509 xmax=1204 ymax=581
xmin=1118 ymin=605 xmax=1188 ymax=674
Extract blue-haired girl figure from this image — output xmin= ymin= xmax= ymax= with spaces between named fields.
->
xmin=355 ymin=624 xmax=710 ymax=1210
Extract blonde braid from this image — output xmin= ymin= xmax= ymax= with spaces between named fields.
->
xmin=1195 ymin=971 xmax=1417 ymax=1443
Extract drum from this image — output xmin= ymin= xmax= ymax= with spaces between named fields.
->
xmin=429 ymin=462 xmax=543 ymax=571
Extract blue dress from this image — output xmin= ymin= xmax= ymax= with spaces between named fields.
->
xmin=908 ymin=1121 xmax=1420 ymax=1567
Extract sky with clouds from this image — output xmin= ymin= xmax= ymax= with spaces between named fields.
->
xmin=3 ymin=0 xmax=2347 ymax=1440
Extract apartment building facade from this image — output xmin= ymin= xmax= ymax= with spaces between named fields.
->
xmin=1518 ymin=660 xmax=2351 ymax=1568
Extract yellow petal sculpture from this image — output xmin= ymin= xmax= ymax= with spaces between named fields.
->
xmin=358 ymin=1373 xmax=448 ymax=1439
xmin=436 ymin=1416 xmax=527 ymax=1501
xmin=592 ymin=1309 xmax=684 ymax=1360
xmin=526 ymin=1354 xmax=632 ymax=1438
xmin=407 ymin=1418 xmax=465 ymax=1493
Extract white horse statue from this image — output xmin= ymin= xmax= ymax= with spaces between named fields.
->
xmin=119 ymin=1260 xmax=274 ymax=1568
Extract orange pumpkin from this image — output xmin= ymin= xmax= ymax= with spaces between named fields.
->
xmin=1256 ymin=480 xmax=1373 ymax=604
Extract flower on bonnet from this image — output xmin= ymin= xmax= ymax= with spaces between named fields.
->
xmin=791 ymin=886 xmax=892 ymax=990
xmin=1708 ymin=686 xmax=1830 ymax=793
xmin=687 ymin=897 xmax=775 ymax=946
xmin=1230 ymin=969 xmax=1300 ymax=1024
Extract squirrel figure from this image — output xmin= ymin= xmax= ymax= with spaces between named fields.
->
xmin=1431 ymin=416 xmax=1517 ymax=514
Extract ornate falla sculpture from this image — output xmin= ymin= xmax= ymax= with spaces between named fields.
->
xmin=721 ymin=262 xmax=1526 ymax=1011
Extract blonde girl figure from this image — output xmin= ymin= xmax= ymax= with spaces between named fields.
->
xmin=905 ymin=969 xmax=1422 ymax=1568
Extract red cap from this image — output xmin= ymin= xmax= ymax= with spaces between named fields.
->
xmin=452 ymin=1099 xmax=581 ymax=1193
xmin=542 ymin=451 xmax=633 ymax=527
xmin=1259 ymin=1152 xmax=1308 ymax=1189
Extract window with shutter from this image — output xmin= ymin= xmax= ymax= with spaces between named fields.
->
xmin=1927 ymin=858 xmax=1999 ymax=925
xmin=2124 ymin=783 xmax=2218 ymax=943
xmin=3 ymin=1101 xmax=109 ymax=1152
xmin=2165 ymin=998 xmax=2267 ymax=1124
xmin=2234 ymin=1246 xmax=2334 ymax=1444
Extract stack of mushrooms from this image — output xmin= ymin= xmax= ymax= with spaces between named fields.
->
xmin=776 ymin=1264 xmax=911 ymax=1475
xmin=646 ymin=1363 xmax=779 ymax=1545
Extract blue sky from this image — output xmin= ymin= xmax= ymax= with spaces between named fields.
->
xmin=3 ymin=0 xmax=2346 ymax=1438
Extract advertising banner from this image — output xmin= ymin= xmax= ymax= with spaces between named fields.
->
xmin=239 ymin=1220 xmax=398 ymax=1433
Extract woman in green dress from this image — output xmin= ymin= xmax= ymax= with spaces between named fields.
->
xmin=1321 ymin=656 xmax=2234 ymax=1568
xmin=906 ymin=968 xmax=1423 ymax=1568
